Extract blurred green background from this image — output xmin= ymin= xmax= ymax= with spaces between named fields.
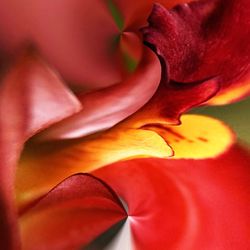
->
xmin=191 ymin=98 xmax=250 ymax=143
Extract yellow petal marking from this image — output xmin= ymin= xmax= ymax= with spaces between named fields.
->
xmin=16 ymin=114 xmax=234 ymax=209
xmin=142 ymin=115 xmax=235 ymax=159
xmin=208 ymin=80 xmax=250 ymax=105
xmin=16 ymin=124 xmax=172 ymax=209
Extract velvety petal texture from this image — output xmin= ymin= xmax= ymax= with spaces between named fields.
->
xmin=0 ymin=0 xmax=162 ymax=141
xmin=20 ymin=174 xmax=126 ymax=250
xmin=142 ymin=0 xmax=250 ymax=104
xmin=0 ymin=50 xmax=81 ymax=249
xmin=19 ymin=144 xmax=250 ymax=249
xmin=16 ymin=114 xmax=234 ymax=210
xmin=0 ymin=0 xmax=122 ymax=88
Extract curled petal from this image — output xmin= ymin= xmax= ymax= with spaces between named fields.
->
xmin=125 ymin=78 xmax=219 ymax=127
xmin=0 ymin=0 xmax=124 ymax=88
xmin=20 ymin=174 xmax=126 ymax=250
xmin=142 ymin=0 xmax=250 ymax=104
xmin=16 ymin=114 xmax=233 ymax=209
xmin=20 ymin=144 xmax=250 ymax=249
xmin=37 ymin=47 xmax=161 ymax=140
xmin=142 ymin=114 xmax=235 ymax=159
xmin=0 ymin=49 xmax=81 ymax=248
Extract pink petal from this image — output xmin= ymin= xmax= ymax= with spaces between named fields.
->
xmin=37 ymin=46 xmax=161 ymax=140
xmin=0 ymin=50 xmax=81 ymax=248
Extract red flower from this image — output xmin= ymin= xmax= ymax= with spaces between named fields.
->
xmin=0 ymin=0 xmax=249 ymax=249
xmin=19 ymin=144 xmax=250 ymax=249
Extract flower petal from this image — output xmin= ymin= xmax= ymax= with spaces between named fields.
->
xmin=142 ymin=114 xmax=235 ymax=159
xmin=0 ymin=0 xmax=124 ymax=88
xmin=16 ymin=112 xmax=233 ymax=210
xmin=16 ymin=121 xmax=172 ymax=209
xmin=93 ymin=144 xmax=250 ymax=249
xmin=0 ymin=49 xmax=81 ymax=248
xmin=113 ymin=0 xmax=193 ymax=29
xmin=142 ymin=0 xmax=250 ymax=104
xmin=20 ymin=174 xmax=126 ymax=250
xmin=37 ymin=46 xmax=161 ymax=140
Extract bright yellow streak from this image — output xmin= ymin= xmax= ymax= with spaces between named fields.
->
xmin=16 ymin=123 xmax=172 ymax=209
xmin=208 ymin=80 xmax=250 ymax=105
xmin=16 ymin=114 xmax=234 ymax=209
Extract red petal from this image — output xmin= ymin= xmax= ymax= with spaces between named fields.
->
xmin=0 ymin=50 xmax=81 ymax=248
xmin=113 ymin=0 xmax=193 ymax=30
xmin=37 ymin=47 xmax=161 ymax=140
xmin=93 ymin=144 xmax=250 ymax=249
xmin=0 ymin=0 xmax=123 ymax=89
xmin=20 ymin=174 xmax=126 ymax=250
xmin=142 ymin=1 xmax=250 ymax=104
xmin=128 ymin=78 xmax=219 ymax=126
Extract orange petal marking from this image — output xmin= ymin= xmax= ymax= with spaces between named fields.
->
xmin=207 ymin=78 xmax=250 ymax=105
xmin=16 ymin=121 xmax=172 ymax=209
xmin=16 ymin=112 xmax=234 ymax=210
xmin=142 ymin=115 xmax=235 ymax=159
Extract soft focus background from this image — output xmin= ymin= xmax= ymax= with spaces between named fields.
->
xmin=192 ymin=98 xmax=250 ymax=143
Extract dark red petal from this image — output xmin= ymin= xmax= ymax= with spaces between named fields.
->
xmin=113 ymin=0 xmax=193 ymax=30
xmin=93 ymin=144 xmax=250 ymax=249
xmin=129 ymin=78 xmax=219 ymax=126
xmin=0 ymin=50 xmax=81 ymax=248
xmin=37 ymin=46 xmax=161 ymax=140
xmin=142 ymin=1 xmax=250 ymax=104
xmin=20 ymin=174 xmax=126 ymax=250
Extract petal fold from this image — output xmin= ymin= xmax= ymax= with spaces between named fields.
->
xmin=16 ymin=113 xmax=233 ymax=209
xmin=93 ymin=145 xmax=250 ymax=249
xmin=142 ymin=0 xmax=250 ymax=104
xmin=0 ymin=49 xmax=81 ymax=248
xmin=20 ymin=174 xmax=126 ymax=250
xmin=37 ymin=47 xmax=161 ymax=140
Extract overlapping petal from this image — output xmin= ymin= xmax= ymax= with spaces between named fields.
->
xmin=0 ymin=0 xmax=123 ymax=88
xmin=36 ymin=47 xmax=161 ymax=140
xmin=142 ymin=0 xmax=250 ymax=104
xmin=20 ymin=144 xmax=250 ymax=249
xmin=16 ymin=114 xmax=234 ymax=210
xmin=0 ymin=0 xmax=221 ymax=142
xmin=93 ymin=145 xmax=250 ymax=249
xmin=0 ymin=50 xmax=81 ymax=248
xmin=20 ymin=174 xmax=126 ymax=250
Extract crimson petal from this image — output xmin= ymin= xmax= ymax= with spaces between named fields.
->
xmin=142 ymin=1 xmax=250 ymax=104
xmin=20 ymin=174 xmax=126 ymax=250
xmin=0 ymin=50 xmax=81 ymax=248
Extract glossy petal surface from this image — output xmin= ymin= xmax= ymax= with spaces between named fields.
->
xmin=19 ymin=144 xmax=250 ymax=250
xmin=142 ymin=0 xmax=250 ymax=104
xmin=16 ymin=114 xmax=233 ymax=210
xmin=0 ymin=50 xmax=81 ymax=248
xmin=0 ymin=0 xmax=122 ymax=88
xmin=93 ymin=145 xmax=250 ymax=249
xmin=37 ymin=47 xmax=161 ymax=140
